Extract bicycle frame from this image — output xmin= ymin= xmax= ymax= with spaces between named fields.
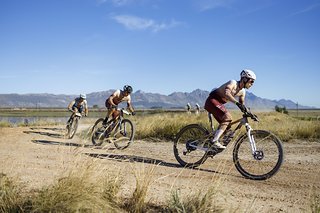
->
xmin=101 ymin=109 xmax=131 ymax=138
xmin=110 ymin=109 xmax=130 ymax=131
xmin=91 ymin=108 xmax=134 ymax=149
xmin=210 ymin=112 xmax=259 ymax=156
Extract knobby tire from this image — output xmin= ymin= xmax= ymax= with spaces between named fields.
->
xmin=173 ymin=124 xmax=210 ymax=168
xmin=233 ymin=130 xmax=284 ymax=180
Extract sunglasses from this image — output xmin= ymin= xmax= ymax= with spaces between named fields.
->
xmin=249 ymin=79 xmax=255 ymax=84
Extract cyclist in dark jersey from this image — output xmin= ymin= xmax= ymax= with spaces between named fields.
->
xmin=67 ymin=94 xmax=88 ymax=123
xmin=204 ymin=69 xmax=256 ymax=149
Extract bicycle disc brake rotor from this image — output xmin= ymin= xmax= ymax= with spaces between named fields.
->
xmin=253 ymin=150 xmax=264 ymax=160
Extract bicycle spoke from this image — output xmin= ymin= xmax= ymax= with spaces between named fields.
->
xmin=233 ymin=130 xmax=283 ymax=180
xmin=91 ymin=118 xmax=107 ymax=146
xmin=112 ymin=119 xmax=134 ymax=150
xmin=173 ymin=124 xmax=210 ymax=167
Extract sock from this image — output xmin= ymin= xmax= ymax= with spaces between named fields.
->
xmin=212 ymin=129 xmax=224 ymax=142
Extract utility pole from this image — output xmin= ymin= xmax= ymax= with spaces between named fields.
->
xmin=296 ymin=102 xmax=299 ymax=117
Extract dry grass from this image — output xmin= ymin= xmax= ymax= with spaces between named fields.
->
xmin=0 ymin=173 xmax=29 ymax=212
xmin=0 ymin=122 xmax=11 ymax=128
xmin=31 ymin=161 xmax=121 ymax=212
xmin=167 ymin=187 xmax=223 ymax=213
xmin=124 ymin=163 xmax=157 ymax=213
xmin=0 ymin=158 xmax=125 ymax=212
xmin=130 ymin=111 xmax=320 ymax=142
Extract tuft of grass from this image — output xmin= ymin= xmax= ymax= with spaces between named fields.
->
xmin=167 ymin=187 xmax=222 ymax=213
xmin=101 ymin=171 xmax=124 ymax=209
xmin=0 ymin=173 xmax=30 ymax=212
xmin=0 ymin=121 xmax=12 ymax=128
xmin=31 ymin=161 xmax=121 ymax=212
xmin=125 ymin=164 xmax=157 ymax=213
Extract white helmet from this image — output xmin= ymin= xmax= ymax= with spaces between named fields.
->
xmin=80 ymin=94 xmax=86 ymax=99
xmin=241 ymin=69 xmax=256 ymax=80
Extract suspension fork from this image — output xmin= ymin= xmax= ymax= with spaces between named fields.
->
xmin=245 ymin=123 xmax=257 ymax=154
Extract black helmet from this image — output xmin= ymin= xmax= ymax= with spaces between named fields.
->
xmin=123 ymin=85 xmax=133 ymax=94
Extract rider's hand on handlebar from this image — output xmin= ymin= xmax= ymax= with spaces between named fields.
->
xmin=236 ymin=102 xmax=248 ymax=113
xmin=131 ymin=111 xmax=136 ymax=116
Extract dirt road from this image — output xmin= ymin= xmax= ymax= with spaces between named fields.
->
xmin=0 ymin=125 xmax=319 ymax=212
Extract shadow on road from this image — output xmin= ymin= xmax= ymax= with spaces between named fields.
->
xmin=23 ymin=130 xmax=65 ymax=138
xmin=84 ymin=152 xmax=228 ymax=175
xmin=31 ymin=139 xmax=93 ymax=148
xmin=30 ymin=127 xmax=65 ymax=131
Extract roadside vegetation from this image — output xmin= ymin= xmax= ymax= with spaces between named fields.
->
xmin=0 ymin=161 xmax=224 ymax=212
xmin=1 ymin=109 xmax=320 ymax=141
xmin=2 ymin=158 xmax=317 ymax=212
xmin=130 ymin=111 xmax=320 ymax=141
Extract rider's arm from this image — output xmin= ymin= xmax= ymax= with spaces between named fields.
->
xmin=127 ymin=96 xmax=134 ymax=112
xmin=236 ymin=90 xmax=247 ymax=112
xmin=224 ymin=81 xmax=239 ymax=104
xmin=84 ymin=100 xmax=88 ymax=116
xmin=67 ymin=100 xmax=75 ymax=112
xmin=239 ymin=90 xmax=245 ymax=105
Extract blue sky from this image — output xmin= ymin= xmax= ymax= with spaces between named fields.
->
xmin=1 ymin=0 xmax=319 ymax=107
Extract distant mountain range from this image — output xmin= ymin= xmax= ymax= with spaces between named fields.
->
xmin=0 ymin=89 xmax=312 ymax=109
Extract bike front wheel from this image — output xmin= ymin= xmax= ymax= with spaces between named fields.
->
xmin=91 ymin=118 xmax=106 ymax=146
xmin=173 ymin=124 xmax=210 ymax=168
xmin=112 ymin=119 xmax=135 ymax=150
xmin=67 ymin=117 xmax=79 ymax=139
xmin=233 ymin=130 xmax=284 ymax=180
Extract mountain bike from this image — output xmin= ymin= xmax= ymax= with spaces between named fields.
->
xmin=173 ymin=109 xmax=284 ymax=180
xmin=66 ymin=112 xmax=83 ymax=139
xmin=91 ymin=108 xmax=135 ymax=149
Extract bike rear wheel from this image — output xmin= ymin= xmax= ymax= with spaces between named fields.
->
xmin=173 ymin=124 xmax=210 ymax=168
xmin=91 ymin=118 xmax=107 ymax=146
xmin=112 ymin=119 xmax=134 ymax=150
xmin=233 ymin=130 xmax=284 ymax=180
xmin=67 ymin=117 xmax=79 ymax=139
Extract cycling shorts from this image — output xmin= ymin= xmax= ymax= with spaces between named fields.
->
xmin=204 ymin=91 xmax=228 ymax=123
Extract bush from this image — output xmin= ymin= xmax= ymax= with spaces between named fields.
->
xmin=275 ymin=105 xmax=288 ymax=114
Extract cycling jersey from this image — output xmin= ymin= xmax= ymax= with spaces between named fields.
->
xmin=68 ymin=98 xmax=88 ymax=113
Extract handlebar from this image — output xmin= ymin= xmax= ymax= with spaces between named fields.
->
xmin=119 ymin=108 xmax=132 ymax=116
xmin=243 ymin=110 xmax=259 ymax=122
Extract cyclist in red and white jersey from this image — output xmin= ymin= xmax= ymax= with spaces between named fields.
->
xmin=204 ymin=69 xmax=256 ymax=149
xmin=102 ymin=85 xmax=135 ymax=125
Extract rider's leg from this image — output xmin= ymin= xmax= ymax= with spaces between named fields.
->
xmin=212 ymin=122 xmax=230 ymax=141
xmin=67 ymin=107 xmax=78 ymax=123
xmin=211 ymin=112 xmax=232 ymax=149
xmin=103 ymin=108 xmax=114 ymax=125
